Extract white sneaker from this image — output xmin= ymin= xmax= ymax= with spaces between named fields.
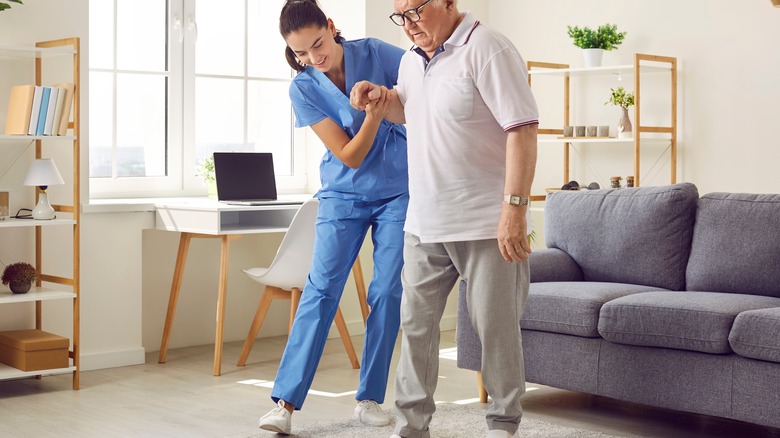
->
xmin=486 ymin=429 xmax=519 ymax=438
xmin=258 ymin=400 xmax=292 ymax=434
xmin=354 ymin=400 xmax=391 ymax=426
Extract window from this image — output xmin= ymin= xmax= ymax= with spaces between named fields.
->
xmin=89 ymin=0 xmax=302 ymax=197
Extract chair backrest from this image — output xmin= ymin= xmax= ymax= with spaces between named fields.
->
xmin=255 ymin=198 xmax=319 ymax=290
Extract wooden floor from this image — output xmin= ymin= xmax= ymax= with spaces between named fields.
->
xmin=0 ymin=331 xmax=778 ymax=437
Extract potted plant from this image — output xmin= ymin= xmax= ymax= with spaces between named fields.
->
xmin=2 ymin=262 xmax=36 ymax=294
xmin=605 ymin=86 xmax=635 ymax=138
xmin=0 ymin=0 xmax=22 ymax=11
xmin=567 ymin=23 xmax=627 ymax=67
xmin=195 ymin=155 xmax=217 ymax=198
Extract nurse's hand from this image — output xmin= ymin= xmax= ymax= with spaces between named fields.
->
xmin=365 ymin=86 xmax=392 ymax=120
xmin=351 ymin=81 xmax=382 ymax=111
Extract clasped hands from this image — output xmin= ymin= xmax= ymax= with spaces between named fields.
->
xmin=350 ymin=81 xmax=386 ymax=113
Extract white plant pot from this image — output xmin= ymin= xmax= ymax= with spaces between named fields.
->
xmin=583 ymin=48 xmax=605 ymax=68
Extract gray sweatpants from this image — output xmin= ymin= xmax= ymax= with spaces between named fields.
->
xmin=393 ymin=233 xmax=529 ymax=438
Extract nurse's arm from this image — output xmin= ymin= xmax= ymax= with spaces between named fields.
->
xmin=309 ymin=109 xmax=383 ymax=169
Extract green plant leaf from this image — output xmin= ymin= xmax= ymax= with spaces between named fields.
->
xmin=196 ymin=155 xmax=216 ymax=184
xmin=604 ymin=86 xmax=635 ymax=109
xmin=567 ymin=23 xmax=627 ymax=50
xmin=0 ymin=0 xmax=22 ymax=11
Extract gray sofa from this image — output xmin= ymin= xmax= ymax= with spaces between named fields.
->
xmin=456 ymin=182 xmax=780 ymax=429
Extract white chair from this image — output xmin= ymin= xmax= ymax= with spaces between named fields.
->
xmin=236 ymin=198 xmax=361 ymax=368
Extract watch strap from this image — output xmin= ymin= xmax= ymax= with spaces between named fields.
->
xmin=503 ymin=194 xmax=529 ymax=206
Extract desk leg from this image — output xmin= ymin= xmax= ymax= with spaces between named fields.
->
xmin=213 ymin=235 xmax=231 ymax=376
xmin=159 ymin=233 xmax=193 ymax=364
xmin=352 ymin=258 xmax=369 ymax=327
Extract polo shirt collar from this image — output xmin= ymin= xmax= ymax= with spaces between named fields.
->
xmin=443 ymin=11 xmax=480 ymax=49
xmin=411 ymin=11 xmax=480 ymax=61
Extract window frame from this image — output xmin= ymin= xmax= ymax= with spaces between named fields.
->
xmin=88 ymin=0 xmax=305 ymax=199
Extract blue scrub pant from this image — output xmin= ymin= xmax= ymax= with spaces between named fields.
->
xmin=270 ymin=193 xmax=408 ymax=410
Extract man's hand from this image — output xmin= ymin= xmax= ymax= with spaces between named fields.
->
xmin=350 ymin=81 xmax=383 ymax=111
xmin=497 ymin=204 xmax=531 ymax=263
xmin=364 ymin=86 xmax=392 ymax=121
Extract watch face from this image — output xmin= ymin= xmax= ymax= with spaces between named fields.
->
xmin=504 ymin=194 xmax=528 ymax=205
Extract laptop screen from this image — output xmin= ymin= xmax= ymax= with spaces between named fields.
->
xmin=213 ymin=152 xmax=278 ymax=201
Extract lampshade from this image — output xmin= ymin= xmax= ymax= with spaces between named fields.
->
xmin=23 ymin=159 xmax=65 ymax=187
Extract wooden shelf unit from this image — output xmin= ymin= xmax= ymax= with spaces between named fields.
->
xmin=528 ymin=53 xmax=678 ymax=191
xmin=0 ymin=38 xmax=81 ymax=389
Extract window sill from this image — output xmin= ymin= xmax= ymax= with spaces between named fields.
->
xmin=83 ymin=192 xmax=315 ymax=214
xmin=83 ymin=197 xmax=188 ymax=214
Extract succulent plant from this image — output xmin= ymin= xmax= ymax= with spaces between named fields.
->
xmin=2 ymin=262 xmax=36 ymax=285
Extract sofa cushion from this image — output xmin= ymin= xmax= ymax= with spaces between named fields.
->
xmin=528 ymin=248 xmax=583 ymax=283
xmin=544 ymin=183 xmax=698 ymax=291
xmin=599 ymin=291 xmax=780 ymax=353
xmin=729 ymin=308 xmax=780 ymax=364
xmin=523 ymin=282 xmax=664 ymax=337
xmin=686 ymin=192 xmax=780 ymax=298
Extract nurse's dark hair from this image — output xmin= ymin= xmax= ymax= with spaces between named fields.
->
xmin=280 ymin=0 xmax=345 ymax=72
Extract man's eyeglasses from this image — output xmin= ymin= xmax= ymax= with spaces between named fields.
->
xmin=389 ymin=0 xmax=434 ymax=26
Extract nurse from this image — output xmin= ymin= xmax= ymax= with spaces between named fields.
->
xmin=256 ymin=0 xmax=408 ymax=435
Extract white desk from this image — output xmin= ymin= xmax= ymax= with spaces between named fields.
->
xmin=154 ymin=196 xmax=369 ymax=376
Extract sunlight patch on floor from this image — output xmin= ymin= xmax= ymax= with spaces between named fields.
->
xmin=236 ymin=379 xmax=357 ymax=398
xmin=439 ymin=347 xmax=457 ymax=361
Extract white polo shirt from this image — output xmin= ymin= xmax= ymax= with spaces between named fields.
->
xmin=396 ymin=13 xmax=538 ymax=243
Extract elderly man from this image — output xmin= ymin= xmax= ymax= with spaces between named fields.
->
xmin=351 ymin=1 xmax=538 ymax=437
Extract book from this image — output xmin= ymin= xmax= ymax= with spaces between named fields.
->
xmin=27 ymin=86 xmax=44 ymax=135
xmin=53 ymin=82 xmax=75 ymax=136
xmin=4 ymin=85 xmax=36 ymax=135
xmin=50 ymin=86 xmax=66 ymax=135
xmin=35 ymin=87 xmax=51 ymax=136
xmin=43 ymin=87 xmax=59 ymax=135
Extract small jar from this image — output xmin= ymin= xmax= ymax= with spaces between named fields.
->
xmin=610 ymin=176 xmax=622 ymax=189
xmin=626 ymin=176 xmax=635 ymax=188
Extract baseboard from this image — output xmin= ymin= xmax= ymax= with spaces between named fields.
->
xmin=79 ymin=347 xmax=146 ymax=371
xmin=79 ymin=315 xmax=456 ymax=370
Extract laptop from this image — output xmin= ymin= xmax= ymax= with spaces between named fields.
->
xmin=213 ymin=152 xmax=298 ymax=206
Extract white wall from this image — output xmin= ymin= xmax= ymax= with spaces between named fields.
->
xmin=489 ymin=0 xmax=780 ymax=195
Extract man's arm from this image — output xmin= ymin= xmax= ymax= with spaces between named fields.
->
xmin=351 ymin=81 xmax=406 ymax=124
xmin=498 ymin=123 xmax=538 ymax=263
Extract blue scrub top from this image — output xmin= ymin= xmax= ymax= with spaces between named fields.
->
xmin=289 ymin=38 xmax=408 ymax=202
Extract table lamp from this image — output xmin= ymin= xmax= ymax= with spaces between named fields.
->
xmin=23 ymin=158 xmax=65 ymax=220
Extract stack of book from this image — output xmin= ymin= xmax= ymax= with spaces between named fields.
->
xmin=4 ymin=83 xmax=75 ymax=136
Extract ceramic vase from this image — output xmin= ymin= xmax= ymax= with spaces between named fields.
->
xmin=583 ymin=48 xmax=604 ymax=68
xmin=9 ymin=281 xmax=31 ymax=294
xmin=618 ymin=107 xmax=633 ymax=138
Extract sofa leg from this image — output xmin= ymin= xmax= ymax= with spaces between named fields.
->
xmin=477 ymin=371 xmax=488 ymax=403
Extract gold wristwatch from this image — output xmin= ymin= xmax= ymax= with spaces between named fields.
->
xmin=503 ymin=194 xmax=529 ymax=206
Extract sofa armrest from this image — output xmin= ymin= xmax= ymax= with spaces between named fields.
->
xmin=529 ymin=248 xmax=583 ymax=283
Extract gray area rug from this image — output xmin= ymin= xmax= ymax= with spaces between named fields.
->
xmin=248 ymin=403 xmax=621 ymax=438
